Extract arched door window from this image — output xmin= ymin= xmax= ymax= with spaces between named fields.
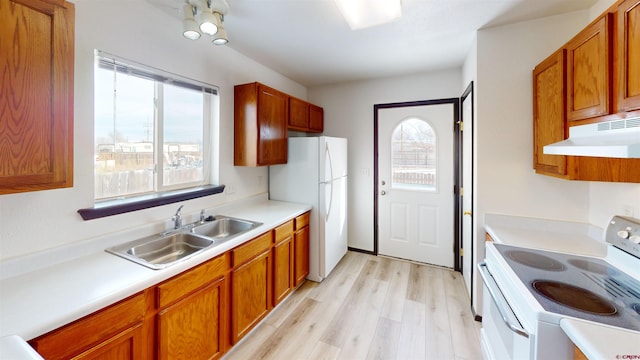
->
xmin=391 ymin=118 xmax=437 ymax=191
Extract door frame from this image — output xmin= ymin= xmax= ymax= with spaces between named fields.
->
xmin=373 ymin=98 xmax=461 ymax=271
xmin=460 ymin=81 xmax=475 ymax=305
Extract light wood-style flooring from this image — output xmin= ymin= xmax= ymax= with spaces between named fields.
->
xmin=224 ymin=251 xmax=482 ymax=360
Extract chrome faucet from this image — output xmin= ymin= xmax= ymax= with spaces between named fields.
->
xmin=200 ymin=209 xmax=206 ymax=223
xmin=172 ymin=205 xmax=184 ymax=229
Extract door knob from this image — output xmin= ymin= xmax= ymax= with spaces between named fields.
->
xmin=463 ymin=210 xmax=472 ymax=216
xmin=381 ymin=190 xmax=386 ymax=196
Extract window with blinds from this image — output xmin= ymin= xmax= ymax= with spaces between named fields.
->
xmin=93 ymin=51 xmax=218 ymax=200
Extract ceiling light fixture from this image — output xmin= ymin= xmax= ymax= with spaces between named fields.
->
xmin=198 ymin=7 xmax=218 ymax=35
xmin=334 ymin=0 xmax=402 ymax=30
xmin=181 ymin=0 xmax=230 ymax=45
xmin=212 ymin=13 xmax=228 ymax=44
xmin=182 ymin=4 xmax=201 ymax=40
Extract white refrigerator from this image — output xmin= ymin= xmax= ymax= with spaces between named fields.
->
xmin=269 ymin=136 xmax=348 ymax=282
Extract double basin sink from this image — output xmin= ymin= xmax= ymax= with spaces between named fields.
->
xmin=106 ymin=215 xmax=262 ymax=270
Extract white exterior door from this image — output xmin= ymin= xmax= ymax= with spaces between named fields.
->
xmin=377 ymin=104 xmax=454 ymax=268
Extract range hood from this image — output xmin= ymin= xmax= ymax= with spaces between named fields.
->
xmin=543 ymin=118 xmax=640 ymax=158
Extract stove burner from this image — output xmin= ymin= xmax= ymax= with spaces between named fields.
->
xmin=633 ymin=304 xmax=640 ymax=316
xmin=567 ymin=259 xmax=617 ymax=275
xmin=506 ymin=250 xmax=566 ymax=271
xmin=532 ymin=280 xmax=618 ymax=315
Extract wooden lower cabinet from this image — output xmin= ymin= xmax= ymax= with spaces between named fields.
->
xmin=157 ymin=278 xmax=227 ymax=360
xmin=156 ymin=253 xmax=230 ymax=360
xmin=273 ymin=220 xmax=294 ymax=306
xmin=29 ymin=292 xmax=146 ymax=360
xmin=71 ymin=325 xmax=144 ymax=360
xmin=294 ymin=212 xmax=310 ymax=286
xmin=231 ymin=249 xmax=272 ymax=343
xmin=28 ymin=213 xmax=312 ymax=359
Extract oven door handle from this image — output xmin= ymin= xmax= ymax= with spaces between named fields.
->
xmin=478 ymin=262 xmax=530 ymax=338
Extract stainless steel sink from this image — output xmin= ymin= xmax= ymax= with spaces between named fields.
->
xmin=106 ymin=232 xmax=215 ymax=270
xmin=106 ymin=215 xmax=261 ymax=270
xmin=191 ymin=215 xmax=262 ymax=240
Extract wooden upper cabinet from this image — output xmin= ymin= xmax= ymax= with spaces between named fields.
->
xmin=309 ymin=104 xmax=324 ymax=132
xmin=234 ymin=82 xmax=288 ymax=166
xmin=617 ymin=0 xmax=640 ymax=111
xmin=533 ymin=49 xmax=568 ymax=178
xmin=0 ymin=0 xmax=74 ymax=194
xmin=288 ymin=97 xmax=310 ymax=130
xmin=288 ymin=96 xmax=324 ymax=133
xmin=566 ymin=13 xmax=613 ymax=122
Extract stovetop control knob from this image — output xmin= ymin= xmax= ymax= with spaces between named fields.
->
xmin=617 ymin=230 xmax=630 ymax=239
xmin=630 ymin=235 xmax=640 ymax=244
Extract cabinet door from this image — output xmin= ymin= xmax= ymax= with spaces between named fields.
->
xmin=29 ymin=293 xmax=146 ymax=360
xmin=566 ymin=14 xmax=613 ymax=121
xmin=309 ymin=104 xmax=324 ymax=133
xmin=273 ymin=236 xmax=294 ymax=305
xmin=533 ymin=49 xmax=568 ymax=177
xmin=289 ymin=96 xmax=310 ymax=130
xmin=70 ymin=325 xmax=144 ymax=360
xmin=617 ymin=0 xmax=640 ymax=111
xmin=257 ymin=84 xmax=288 ymax=165
xmin=231 ymin=250 xmax=272 ymax=343
xmin=294 ymin=225 xmax=310 ymax=287
xmin=273 ymin=220 xmax=294 ymax=305
xmin=157 ymin=277 xmax=227 ymax=360
xmin=0 ymin=0 xmax=74 ymax=194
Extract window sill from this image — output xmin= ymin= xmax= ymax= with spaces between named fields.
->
xmin=77 ymin=185 xmax=225 ymax=220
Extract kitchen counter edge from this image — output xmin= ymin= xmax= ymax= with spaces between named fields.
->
xmin=0 ymin=197 xmax=311 ymax=346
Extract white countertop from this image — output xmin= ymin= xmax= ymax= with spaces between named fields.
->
xmin=484 ymin=213 xmax=639 ymax=360
xmin=0 ymin=195 xmax=310 ymax=357
xmin=560 ymin=318 xmax=640 ymax=360
xmin=484 ymin=213 xmax=607 ymax=257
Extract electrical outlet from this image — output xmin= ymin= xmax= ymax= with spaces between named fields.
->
xmin=226 ymin=183 xmax=235 ymax=195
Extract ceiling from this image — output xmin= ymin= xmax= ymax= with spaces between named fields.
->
xmin=148 ymin=0 xmax=599 ymax=87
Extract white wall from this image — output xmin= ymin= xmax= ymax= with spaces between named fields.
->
xmin=309 ymin=70 xmax=462 ymax=251
xmin=475 ymin=10 xmax=593 ymax=224
xmin=462 ymin=10 xmax=594 ymax=315
xmin=589 ymin=183 xmax=640 ymax=227
xmin=461 ymin=35 xmax=478 ymax=307
xmin=0 ymin=0 xmax=306 ymax=260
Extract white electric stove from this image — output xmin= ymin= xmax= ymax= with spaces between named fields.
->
xmin=479 ymin=215 xmax=640 ymax=360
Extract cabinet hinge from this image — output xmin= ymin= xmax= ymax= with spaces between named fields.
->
xmin=460 ymin=187 xmax=464 ymax=196
xmin=460 ymin=248 xmax=464 ymax=256
xmin=456 ymin=121 xmax=464 ymax=131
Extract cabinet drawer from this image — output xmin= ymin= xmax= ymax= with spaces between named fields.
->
xmin=295 ymin=212 xmax=310 ymax=229
xmin=29 ymin=292 xmax=146 ymax=360
xmin=274 ymin=220 xmax=294 ymax=243
xmin=233 ymin=232 xmax=272 ymax=267
xmin=157 ymin=254 xmax=229 ymax=308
